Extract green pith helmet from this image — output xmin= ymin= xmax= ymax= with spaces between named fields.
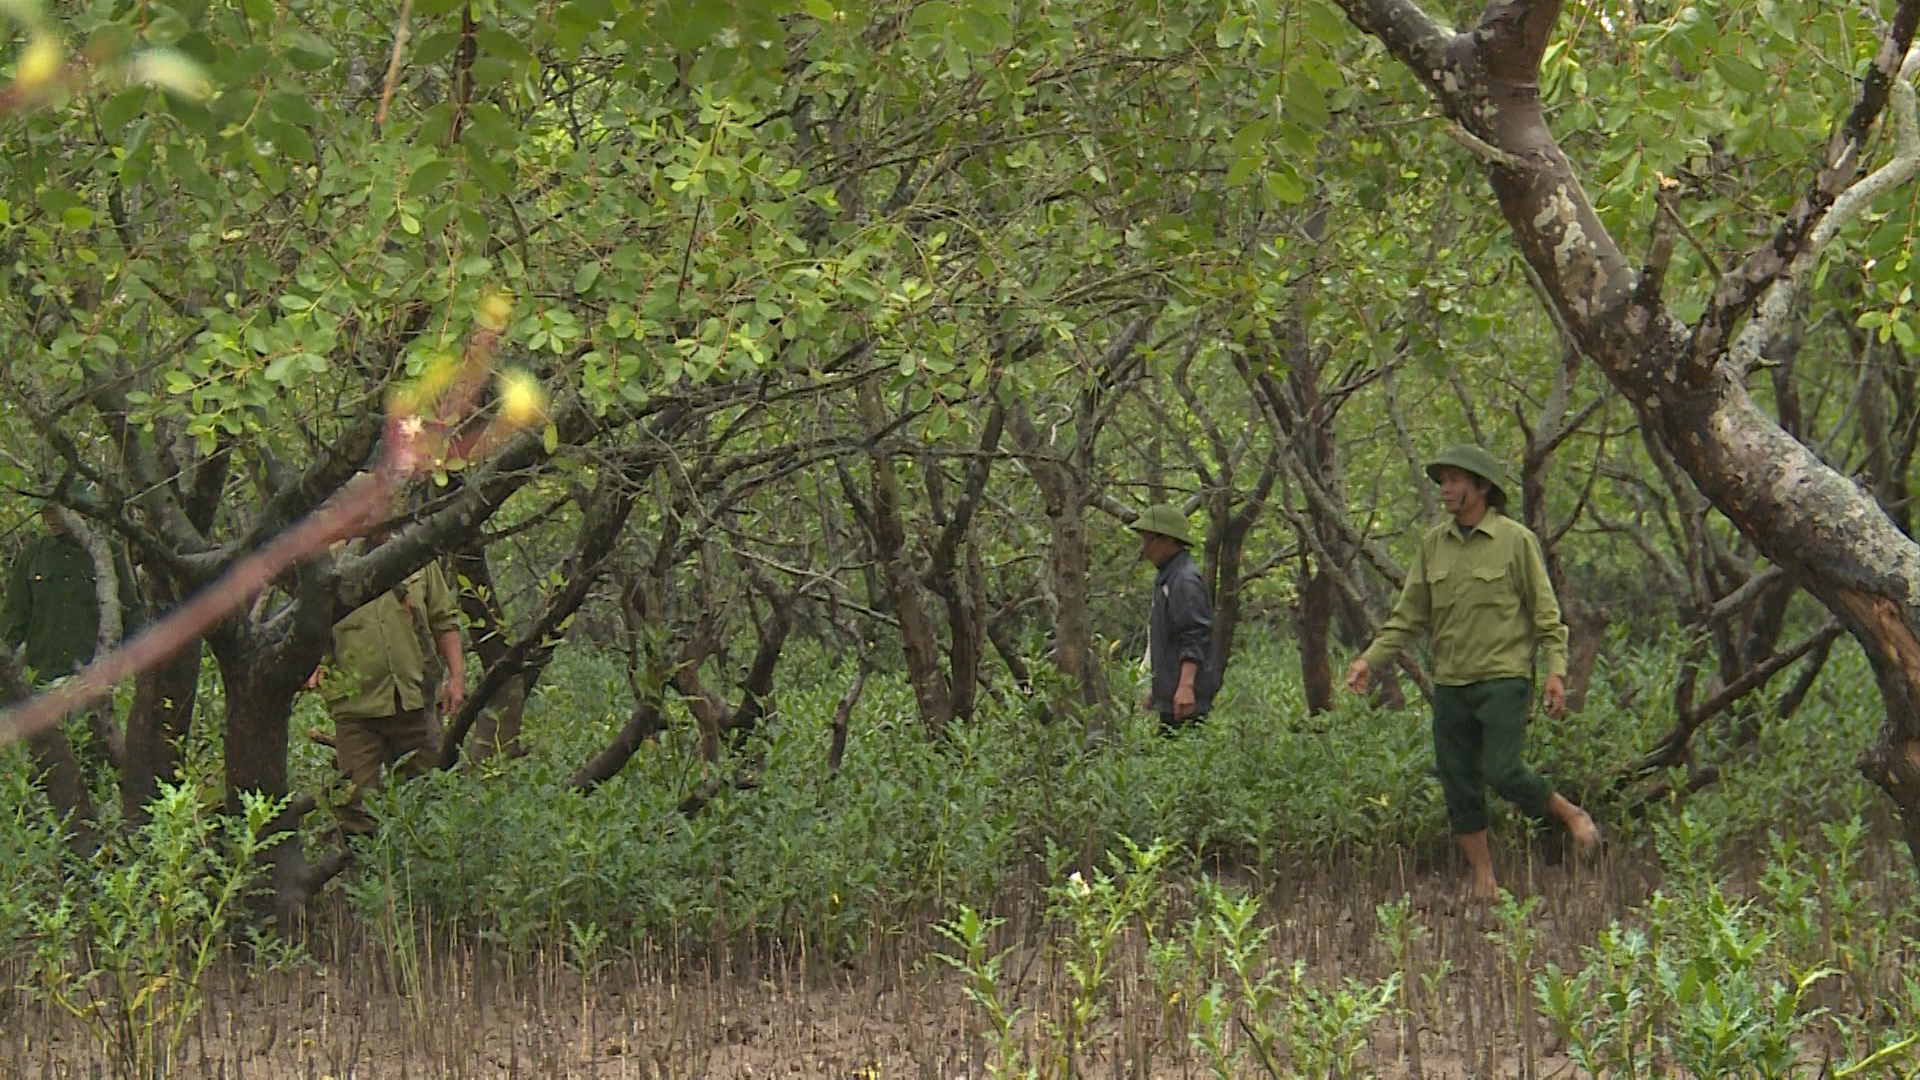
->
xmin=1130 ymin=503 xmax=1195 ymax=546
xmin=1425 ymin=444 xmax=1511 ymax=510
xmin=35 ymin=477 xmax=102 ymax=511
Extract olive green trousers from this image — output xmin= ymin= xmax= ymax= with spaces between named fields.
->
xmin=331 ymin=705 xmax=438 ymax=835
xmin=1430 ymin=678 xmax=1555 ymax=834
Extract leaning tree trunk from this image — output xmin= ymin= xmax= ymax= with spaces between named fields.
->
xmin=1332 ymin=0 xmax=1920 ymax=858
xmin=452 ymin=544 xmax=527 ymax=762
xmin=1203 ymin=452 xmax=1279 ymax=704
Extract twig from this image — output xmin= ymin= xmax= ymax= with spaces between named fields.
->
xmin=1443 ymin=121 xmax=1523 ymax=170
xmin=375 ymin=0 xmax=415 ymax=127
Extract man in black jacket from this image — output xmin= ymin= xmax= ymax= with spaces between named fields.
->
xmin=1132 ymin=504 xmax=1218 ymax=731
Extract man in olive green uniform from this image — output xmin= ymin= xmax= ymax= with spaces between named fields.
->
xmin=311 ymin=553 xmax=466 ymax=835
xmin=1346 ymin=445 xmax=1599 ymax=901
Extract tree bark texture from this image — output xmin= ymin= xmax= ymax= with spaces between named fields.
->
xmin=1297 ymin=562 xmax=1337 ymax=714
xmin=1005 ymin=401 xmax=1103 ymax=714
xmin=121 ymin=644 xmax=201 ymax=826
xmin=854 ymin=379 xmax=955 ymax=737
xmin=451 ymin=544 xmax=527 ymax=763
xmin=208 ymin=619 xmax=324 ymax=924
xmin=1333 ymin=0 xmax=1920 ymax=857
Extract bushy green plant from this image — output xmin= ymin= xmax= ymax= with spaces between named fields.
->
xmin=0 ymin=752 xmax=71 ymax=964
xmin=23 ymin=783 xmax=287 ymax=1079
xmin=1041 ymin=836 xmax=1172 ymax=1074
xmin=1539 ymin=870 xmax=1919 ymax=1079
xmin=932 ymin=905 xmax=1031 ymax=1078
xmin=1168 ymin=876 xmax=1398 ymax=1079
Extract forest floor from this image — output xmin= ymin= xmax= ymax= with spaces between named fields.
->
xmin=3 ymin=835 xmax=1658 ymax=1079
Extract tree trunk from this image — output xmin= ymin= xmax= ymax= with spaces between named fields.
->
xmin=570 ymin=697 xmax=667 ymax=793
xmin=209 ymin=627 xmax=321 ymax=924
xmin=921 ymin=404 xmax=1004 ymax=724
xmin=853 ymin=381 xmax=955 ymax=737
xmin=1005 ymin=403 xmax=1104 ymax=714
xmin=121 ymin=644 xmax=201 ymax=826
xmin=1204 ymin=454 xmax=1279 ymax=701
xmin=452 ymin=545 xmax=527 ymax=762
xmin=1297 ymin=561 xmax=1337 ymax=715
xmin=1332 ymin=0 xmax=1920 ymax=857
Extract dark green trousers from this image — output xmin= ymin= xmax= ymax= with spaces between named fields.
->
xmin=1431 ymin=678 xmax=1554 ymax=834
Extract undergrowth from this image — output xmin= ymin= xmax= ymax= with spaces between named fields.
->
xmin=2 ymin=626 xmax=1916 ymax=1075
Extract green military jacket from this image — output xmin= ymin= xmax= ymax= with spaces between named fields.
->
xmin=321 ymin=562 xmax=460 ymax=721
xmin=1361 ymin=511 xmax=1569 ymax=686
xmin=1 ymin=532 xmax=142 ymax=682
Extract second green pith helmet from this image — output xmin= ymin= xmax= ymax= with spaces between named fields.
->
xmin=1425 ymin=444 xmax=1511 ymax=510
xmin=1130 ymin=503 xmax=1195 ymax=546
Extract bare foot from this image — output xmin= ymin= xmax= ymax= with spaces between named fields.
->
xmin=1568 ymin=809 xmax=1601 ymax=857
xmin=1471 ymin=877 xmax=1500 ymax=904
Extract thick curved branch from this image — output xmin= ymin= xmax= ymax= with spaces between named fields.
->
xmin=48 ymin=508 xmax=124 ymax=656
xmin=1336 ymin=0 xmax=1453 ymax=81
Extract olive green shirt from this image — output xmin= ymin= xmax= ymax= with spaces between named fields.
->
xmin=321 ymin=563 xmax=460 ymax=721
xmin=1 ymin=532 xmax=142 ymax=682
xmin=1361 ymin=511 xmax=1568 ymax=686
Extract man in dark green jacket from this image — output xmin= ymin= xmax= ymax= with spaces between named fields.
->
xmin=1346 ymin=445 xmax=1599 ymax=901
xmin=2 ymin=503 xmax=141 ymax=682
xmin=3 ymin=498 xmax=143 ymax=847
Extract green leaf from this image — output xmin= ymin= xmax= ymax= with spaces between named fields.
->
xmin=1285 ymin=73 xmax=1331 ymax=129
xmin=407 ymin=158 xmax=454 ymax=196
xmin=1265 ymin=165 xmax=1307 ymax=204
xmin=267 ymin=91 xmax=323 ymax=127
xmin=465 ymin=104 xmax=521 ymax=151
xmin=1713 ymin=54 xmax=1767 ymax=95
xmin=907 ymin=0 xmax=954 ymax=37
xmin=280 ymin=27 xmax=335 ymax=71
xmin=474 ymin=28 xmax=533 ymax=64
xmin=463 ymin=141 xmax=513 ymax=196
xmin=61 ymin=206 xmax=96 ymax=230
xmin=573 ymin=262 xmax=601 ymax=294
xmin=413 ymin=32 xmax=463 ymax=65
xmin=98 ymin=89 xmax=150 ymax=137
xmin=542 ymin=423 xmax=560 ymax=454
xmin=262 ymin=118 xmax=316 ymax=162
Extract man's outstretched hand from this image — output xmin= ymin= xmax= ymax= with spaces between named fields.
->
xmin=1542 ymin=674 xmax=1566 ymax=719
xmin=1344 ymin=657 xmax=1370 ymax=695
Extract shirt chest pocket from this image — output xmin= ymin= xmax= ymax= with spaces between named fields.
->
xmin=1432 ymin=564 xmax=1516 ymax=615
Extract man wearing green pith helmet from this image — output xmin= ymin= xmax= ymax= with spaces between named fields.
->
xmin=1131 ymin=503 xmax=1219 ymax=732
xmin=1346 ymin=445 xmax=1600 ymax=901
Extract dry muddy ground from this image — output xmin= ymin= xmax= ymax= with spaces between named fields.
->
xmin=0 ymin=840 xmax=1853 ymax=1078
